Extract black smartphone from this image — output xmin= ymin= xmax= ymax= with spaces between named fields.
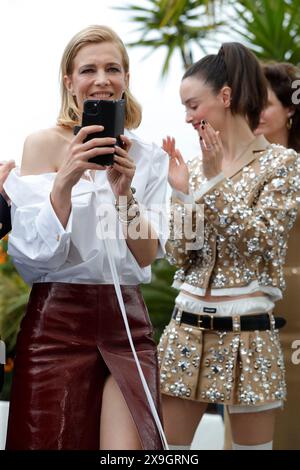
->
xmin=81 ymin=99 xmax=125 ymax=166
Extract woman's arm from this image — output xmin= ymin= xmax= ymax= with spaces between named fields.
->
xmin=111 ymin=137 xmax=168 ymax=268
xmin=116 ymin=189 xmax=159 ymax=268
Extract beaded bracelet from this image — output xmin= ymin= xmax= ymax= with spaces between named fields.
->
xmin=115 ymin=187 xmax=136 ymax=210
xmin=115 ymin=187 xmax=141 ymax=225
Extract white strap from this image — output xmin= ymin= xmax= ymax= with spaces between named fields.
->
xmin=98 ymin=219 xmax=168 ymax=450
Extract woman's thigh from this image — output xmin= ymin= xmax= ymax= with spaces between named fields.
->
xmin=100 ymin=374 xmax=142 ymax=450
xmin=162 ymin=394 xmax=208 ymax=445
xmin=229 ymin=409 xmax=276 ymax=445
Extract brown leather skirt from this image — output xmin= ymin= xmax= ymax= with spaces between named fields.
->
xmin=5 ymin=282 xmax=163 ymax=450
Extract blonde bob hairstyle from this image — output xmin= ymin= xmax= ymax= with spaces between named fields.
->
xmin=57 ymin=25 xmax=142 ymax=129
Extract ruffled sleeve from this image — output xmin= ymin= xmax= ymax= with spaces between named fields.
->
xmin=165 ymin=157 xmax=206 ymax=269
xmin=3 ymin=169 xmax=73 ymax=284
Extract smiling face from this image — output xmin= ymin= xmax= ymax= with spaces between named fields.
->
xmin=254 ymin=87 xmax=292 ymax=139
xmin=180 ymin=76 xmax=231 ymax=133
xmin=64 ymin=41 xmax=129 ymax=112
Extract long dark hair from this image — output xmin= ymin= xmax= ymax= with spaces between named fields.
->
xmin=183 ymin=42 xmax=268 ymax=131
xmin=262 ymin=62 xmax=300 ymax=152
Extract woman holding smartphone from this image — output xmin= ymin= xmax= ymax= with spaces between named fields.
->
xmin=4 ymin=25 xmax=168 ymax=450
xmin=158 ymin=43 xmax=300 ymax=450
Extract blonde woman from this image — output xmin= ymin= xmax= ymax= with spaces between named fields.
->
xmin=4 ymin=25 xmax=168 ymax=450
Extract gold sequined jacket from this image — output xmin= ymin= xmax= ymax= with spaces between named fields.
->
xmin=166 ymin=135 xmax=300 ymax=297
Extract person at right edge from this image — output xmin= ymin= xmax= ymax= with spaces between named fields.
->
xmin=157 ymin=43 xmax=300 ymax=450
xmin=0 ymin=160 xmax=16 ymax=393
xmin=258 ymin=62 xmax=300 ymax=450
xmin=224 ymin=61 xmax=300 ymax=450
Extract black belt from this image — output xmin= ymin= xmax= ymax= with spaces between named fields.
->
xmin=172 ymin=307 xmax=286 ymax=332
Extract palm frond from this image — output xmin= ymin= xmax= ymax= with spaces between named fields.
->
xmin=114 ymin=0 xmax=222 ymax=75
xmin=228 ymin=0 xmax=300 ymax=65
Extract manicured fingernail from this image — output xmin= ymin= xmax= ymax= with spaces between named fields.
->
xmin=200 ymin=136 xmax=203 ymax=141
xmin=201 ymin=125 xmax=205 ymax=130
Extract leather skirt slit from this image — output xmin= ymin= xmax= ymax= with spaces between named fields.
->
xmin=5 ymin=282 xmax=163 ymax=450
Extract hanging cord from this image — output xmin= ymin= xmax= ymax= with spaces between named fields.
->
xmin=98 ymin=216 xmax=168 ymax=450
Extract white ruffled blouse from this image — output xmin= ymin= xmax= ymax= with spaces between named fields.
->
xmin=4 ymin=130 xmax=169 ymax=286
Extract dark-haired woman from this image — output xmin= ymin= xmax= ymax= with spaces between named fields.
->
xmin=255 ymin=62 xmax=300 ymax=450
xmin=158 ymin=44 xmax=300 ymax=450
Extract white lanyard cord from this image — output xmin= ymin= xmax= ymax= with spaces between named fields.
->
xmin=99 ymin=219 xmax=168 ymax=450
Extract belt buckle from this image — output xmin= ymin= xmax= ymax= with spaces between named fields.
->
xmin=197 ymin=315 xmax=205 ymax=330
xmin=197 ymin=314 xmax=214 ymax=330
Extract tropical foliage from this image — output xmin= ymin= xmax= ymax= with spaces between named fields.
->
xmin=116 ymin=0 xmax=224 ymax=74
xmin=228 ymin=0 xmax=300 ymax=64
xmin=141 ymin=259 xmax=177 ymax=342
xmin=0 ymin=237 xmax=30 ymax=400
xmin=117 ymin=0 xmax=300 ymax=76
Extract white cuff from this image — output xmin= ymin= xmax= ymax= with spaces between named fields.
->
xmin=36 ymin=195 xmax=73 ymax=252
xmin=172 ymin=189 xmax=194 ymax=204
xmin=194 ymin=172 xmax=225 ymax=201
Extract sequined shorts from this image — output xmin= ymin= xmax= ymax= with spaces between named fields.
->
xmin=158 ymin=295 xmax=287 ymax=407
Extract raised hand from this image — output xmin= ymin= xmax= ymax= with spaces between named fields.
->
xmin=198 ymin=121 xmax=223 ymax=179
xmin=53 ymin=125 xmax=116 ymax=195
xmin=51 ymin=125 xmax=117 ymax=227
xmin=162 ymin=136 xmax=189 ymax=194
xmin=106 ymin=135 xmax=136 ymax=198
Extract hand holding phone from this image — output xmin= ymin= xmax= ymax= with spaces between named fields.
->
xmin=80 ymin=99 xmax=125 ymax=166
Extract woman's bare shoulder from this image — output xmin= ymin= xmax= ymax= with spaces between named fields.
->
xmin=21 ymin=126 xmax=72 ymax=176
